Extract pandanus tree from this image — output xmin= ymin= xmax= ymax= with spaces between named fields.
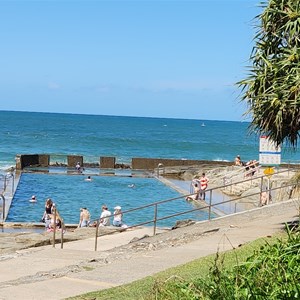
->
xmin=238 ymin=0 xmax=300 ymax=148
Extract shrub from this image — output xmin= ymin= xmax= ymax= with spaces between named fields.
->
xmin=152 ymin=227 xmax=300 ymax=299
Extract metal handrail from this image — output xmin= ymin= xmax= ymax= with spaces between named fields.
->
xmin=0 ymin=194 xmax=5 ymax=221
xmin=0 ymin=172 xmax=15 ymax=195
xmin=92 ymin=166 xmax=300 ymax=250
xmin=93 ymin=180 xmax=298 ymax=251
xmin=220 ymin=167 xmax=297 ymax=190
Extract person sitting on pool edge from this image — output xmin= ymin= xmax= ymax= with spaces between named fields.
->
xmin=47 ymin=213 xmax=62 ymax=231
xmin=185 ymin=181 xmax=200 ymax=201
xmin=99 ymin=205 xmax=111 ymax=226
xmin=113 ymin=206 xmax=128 ymax=228
xmin=41 ymin=198 xmax=54 ymax=226
xmin=78 ymin=207 xmax=91 ymax=227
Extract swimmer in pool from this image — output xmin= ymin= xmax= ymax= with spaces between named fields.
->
xmin=29 ymin=195 xmax=37 ymax=203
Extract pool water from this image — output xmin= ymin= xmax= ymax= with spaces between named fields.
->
xmin=7 ymin=173 xmax=210 ymax=227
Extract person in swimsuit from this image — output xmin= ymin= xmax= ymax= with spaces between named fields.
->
xmin=186 ymin=181 xmax=200 ymax=201
xmin=199 ymin=173 xmax=209 ymax=200
xmin=78 ymin=207 xmax=91 ymax=227
xmin=235 ymin=155 xmax=243 ymax=166
xmin=42 ymin=198 xmax=54 ymax=228
xmin=29 ymin=195 xmax=37 ymax=203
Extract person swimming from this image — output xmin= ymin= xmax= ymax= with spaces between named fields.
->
xmin=29 ymin=195 xmax=37 ymax=203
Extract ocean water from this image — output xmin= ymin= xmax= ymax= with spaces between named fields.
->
xmin=1 ymin=110 xmax=299 ymax=173
xmin=2 ymin=110 xmax=299 ymax=225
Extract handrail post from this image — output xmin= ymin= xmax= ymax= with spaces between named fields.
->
xmin=153 ymin=204 xmax=158 ymax=236
xmin=60 ymin=220 xmax=64 ymax=249
xmin=208 ymin=190 xmax=212 ymax=220
xmin=11 ymin=173 xmax=14 ymax=195
xmin=0 ymin=195 xmax=5 ymax=221
xmin=95 ymin=219 xmax=99 ymax=251
xmin=52 ymin=207 xmax=56 ymax=248
xmin=157 ymin=163 xmax=164 ymax=177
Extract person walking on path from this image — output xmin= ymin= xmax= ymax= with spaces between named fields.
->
xmin=199 ymin=173 xmax=209 ymax=200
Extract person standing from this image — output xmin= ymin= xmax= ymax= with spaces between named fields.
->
xmin=199 ymin=173 xmax=209 ymax=200
xmin=75 ymin=162 xmax=82 ymax=173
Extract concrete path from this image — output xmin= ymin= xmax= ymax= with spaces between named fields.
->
xmin=0 ymin=199 xmax=298 ymax=300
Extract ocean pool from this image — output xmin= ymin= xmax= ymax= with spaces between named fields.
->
xmin=7 ymin=172 xmax=210 ymax=227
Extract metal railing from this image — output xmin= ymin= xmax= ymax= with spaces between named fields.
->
xmin=0 ymin=194 xmax=5 ymax=221
xmin=222 ymin=166 xmax=296 ymax=195
xmin=92 ymin=167 xmax=300 ymax=251
xmin=0 ymin=172 xmax=14 ymax=195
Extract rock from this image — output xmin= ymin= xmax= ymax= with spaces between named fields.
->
xmin=15 ymin=233 xmax=50 ymax=247
xmin=129 ymin=234 xmax=150 ymax=243
xmin=171 ymin=219 xmax=195 ymax=230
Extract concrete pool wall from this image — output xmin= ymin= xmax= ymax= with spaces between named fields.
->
xmin=15 ymin=154 xmax=234 ymax=170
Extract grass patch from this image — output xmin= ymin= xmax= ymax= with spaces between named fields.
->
xmin=67 ymin=232 xmax=287 ymax=300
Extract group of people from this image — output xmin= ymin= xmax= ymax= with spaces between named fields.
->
xmin=186 ymin=173 xmax=209 ymax=201
xmin=235 ymin=155 xmax=259 ymax=177
xmin=37 ymin=194 xmax=126 ymax=230
xmin=77 ymin=204 xmax=127 ymax=228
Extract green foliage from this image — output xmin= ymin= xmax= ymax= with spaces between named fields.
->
xmin=237 ymin=0 xmax=300 ymax=147
xmin=151 ymin=228 xmax=300 ymax=300
xmin=290 ymin=171 xmax=300 ymax=184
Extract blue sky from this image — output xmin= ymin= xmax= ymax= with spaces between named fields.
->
xmin=0 ymin=0 xmax=260 ymax=121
